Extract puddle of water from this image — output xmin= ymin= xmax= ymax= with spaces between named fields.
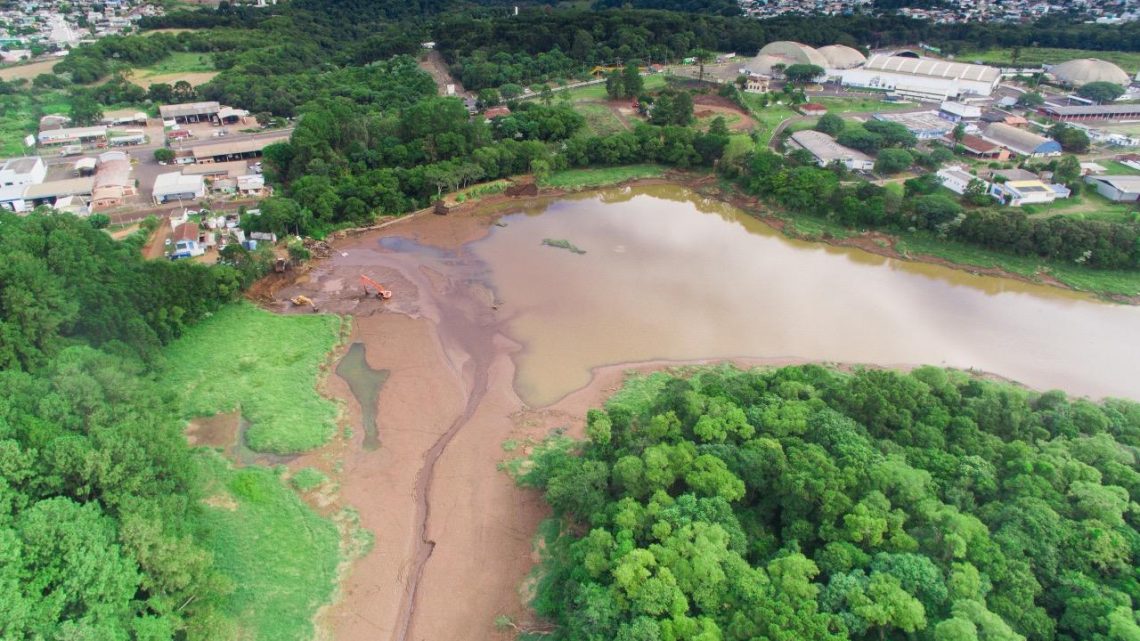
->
xmin=336 ymin=342 xmax=390 ymax=450
xmin=471 ymin=184 xmax=1140 ymax=405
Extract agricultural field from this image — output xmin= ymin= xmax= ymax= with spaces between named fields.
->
xmin=574 ymin=101 xmax=629 ymax=136
xmin=957 ymin=47 xmax=1140 ymax=70
xmin=159 ymin=302 xmax=346 ymax=454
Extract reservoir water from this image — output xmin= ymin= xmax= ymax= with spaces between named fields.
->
xmin=470 ymin=184 xmax=1140 ymax=406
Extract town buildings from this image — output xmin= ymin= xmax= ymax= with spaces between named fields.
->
xmin=787 ymin=129 xmax=874 ymax=171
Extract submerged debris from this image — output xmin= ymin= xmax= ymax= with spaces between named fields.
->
xmin=541 ymin=238 xmax=586 ymax=255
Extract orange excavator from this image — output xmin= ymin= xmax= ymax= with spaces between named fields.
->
xmin=359 ymin=274 xmax=393 ymax=299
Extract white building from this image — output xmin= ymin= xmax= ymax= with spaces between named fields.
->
xmin=37 ymin=126 xmax=108 ymax=147
xmin=152 ymin=172 xmax=206 ymax=204
xmin=0 ymin=156 xmax=47 ymax=188
xmin=787 ymin=130 xmax=874 ymax=171
xmin=936 ymin=165 xmax=976 ymax=195
xmin=938 ymin=101 xmax=982 ymax=122
xmin=1085 ymin=175 xmax=1140 ymax=202
xmin=841 ymin=55 xmax=1001 ymax=100
xmin=989 ymin=179 xmax=1070 ymax=207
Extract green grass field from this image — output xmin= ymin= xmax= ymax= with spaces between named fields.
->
xmin=563 ymin=74 xmax=667 ymax=103
xmin=195 ymin=453 xmax=340 ymax=641
xmin=574 ymin=102 xmax=628 ymax=136
xmin=160 ymin=302 xmax=345 ymax=454
xmin=1103 ymin=160 xmax=1140 ymax=175
xmin=132 ymin=51 xmax=215 ymax=78
xmin=740 ymin=98 xmax=798 ymax=146
xmin=0 ymin=91 xmax=68 ymax=156
xmin=957 ymin=47 xmax=1140 ymax=71
xmin=541 ymin=164 xmax=665 ymax=189
xmin=813 ymin=96 xmax=917 ymax=113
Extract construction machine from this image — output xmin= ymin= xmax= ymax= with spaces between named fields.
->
xmin=359 ymin=275 xmax=393 ymax=299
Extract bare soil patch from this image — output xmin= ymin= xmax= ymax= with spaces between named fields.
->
xmin=0 ymin=59 xmax=57 ymax=81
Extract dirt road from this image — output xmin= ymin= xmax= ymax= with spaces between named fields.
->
xmin=418 ymin=50 xmax=471 ymax=99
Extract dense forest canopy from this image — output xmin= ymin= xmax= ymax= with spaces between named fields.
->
xmin=521 ymin=366 xmax=1140 ymax=641
xmin=0 ymin=213 xmax=243 ymax=637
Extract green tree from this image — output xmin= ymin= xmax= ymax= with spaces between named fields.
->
xmin=1077 ymin=81 xmax=1125 ymax=103
xmin=68 ymin=92 xmax=103 ymax=126
xmin=784 ymin=64 xmax=825 ymax=84
xmin=874 ymin=148 xmax=913 ymax=174
xmin=816 ymin=112 xmax=845 ymax=136
xmin=1016 ymin=91 xmax=1044 ymax=108
xmin=153 ymin=147 xmax=175 ymax=163
xmin=622 ymin=61 xmax=644 ymax=98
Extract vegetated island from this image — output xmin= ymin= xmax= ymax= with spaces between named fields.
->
xmin=543 ymin=238 xmax=588 ymax=254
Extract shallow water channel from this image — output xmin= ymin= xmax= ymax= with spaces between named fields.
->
xmin=469 ymin=184 xmax=1140 ymax=406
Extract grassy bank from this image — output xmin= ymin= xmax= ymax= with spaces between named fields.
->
xmin=958 ymin=47 xmax=1140 ymax=70
xmin=540 ymin=163 xmax=666 ymax=189
xmin=896 ymin=233 xmax=1140 ymax=298
xmin=160 ymin=302 xmax=345 ymax=454
xmin=132 ymin=50 xmax=215 ymax=78
xmin=195 ymin=453 xmax=341 ymax=641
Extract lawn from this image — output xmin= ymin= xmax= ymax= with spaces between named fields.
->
xmin=1103 ymin=160 xmax=1140 ymax=176
xmin=1023 ymin=190 xmax=1139 ymax=223
xmin=195 ymin=452 xmax=341 ymax=641
xmin=740 ymin=97 xmax=798 ymax=146
xmin=160 ymin=302 xmax=346 ymax=454
xmin=574 ymin=102 xmax=628 ymax=136
xmin=896 ymin=233 xmax=1140 ymax=298
xmin=957 ymin=47 xmax=1140 ymax=70
xmin=813 ymin=96 xmax=917 ymax=113
xmin=540 ymin=164 xmax=666 ymax=189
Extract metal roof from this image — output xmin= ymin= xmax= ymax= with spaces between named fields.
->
xmin=865 ymin=55 xmax=1000 ymax=83
xmin=191 ymin=135 xmax=290 ymax=160
xmin=789 ymin=130 xmax=872 ymax=164
xmin=160 ymin=101 xmax=221 ymax=118
xmin=981 ymin=123 xmax=1060 ymax=155
xmin=1089 ymin=175 xmax=1140 ymax=194
xmin=1041 ymin=103 xmax=1140 ymax=117
xmin=23 ymin=177 xmax=95 ymax=199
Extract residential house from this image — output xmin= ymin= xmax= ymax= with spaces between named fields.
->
xmin=799 ymin=103 xmax=828 ymax=116
xmin=936 ymin=165 xmax=977 ymax=195
xmin=938 ymin=101 xmax=981 ymax=122
xmin=744 ymin=75 xmax=771 ymax=93
xmin=152 ymin=171 xmax=205 ymax=204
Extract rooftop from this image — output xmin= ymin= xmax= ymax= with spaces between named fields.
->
xmin=789 ymin=129 xmax=872 ymax=164
xmin=160 ymin=101 xmax=221 ymax=119
xmin=1089 ymin=175 xmax=1140 ymax=193
xmin=191 ymin=135 xmax=290 ymax=160
xmin=864 ymin=55 xmax=1000 ymax=83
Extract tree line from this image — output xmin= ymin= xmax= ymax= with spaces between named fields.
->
xmin=518 ymin=365 xmax=1140 ymax=641
xmin=0 ymin=212 xmax=245 ymax=638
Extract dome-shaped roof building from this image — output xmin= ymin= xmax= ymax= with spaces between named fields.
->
xmin=745 ymin=53 xmax=796 ymax=76
xmin=757 ymin=41 xmax=829 ymax=69
xmin=817 ymin=45 xmax=866 ymax=70
xmin=1052 ymin=58 xmax=1130 ymax=87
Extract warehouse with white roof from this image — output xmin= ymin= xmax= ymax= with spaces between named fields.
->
xmin=841 ymin=55 xmax=1002 ymax=100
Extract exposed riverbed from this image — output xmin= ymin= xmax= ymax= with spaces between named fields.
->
xmin=274 ymin=183 xmax=1140 ymax=641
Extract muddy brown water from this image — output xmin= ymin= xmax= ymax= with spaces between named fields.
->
xmin=470 ymin=184 xmax=1140 ymax=405
xmin=335 ymin=342 xmax=390 ymax=450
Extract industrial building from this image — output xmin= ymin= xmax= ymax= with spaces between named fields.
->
xmin=873 ymin=111 xmax=953 ymax=140
xmin=944 ymin=134 xmax=1010 ymax=161
xmin=1038 ymin=103 xmax=1140 ymax=122
xmin=1050 ymin=59 xmax=1131 ymax=87
xmin=816 ymin=45 xmax=866 ymax=70
xmin=0 ymin=156 xmax=47 ymax=187
xmin=152 ymin=171 xmax=206 ymax=204
xmin=980 ymin=123 xmax=1062 ymax=157
xmin=938 ymin=101 xmax=982 ymax=122
xmin=191 ymin=135 xmax=289 ymax=164
xmin=936 ymin=165 xmax=976 ymax=195
xmin=841 ymin=55 xmax=1001 ymax=100
xmin=787 ymin=130 xmax=874 ymax=171
xmin=1085 ymin=175 xmax=1140 ymax=201
xmin=90 ymin=151 xmax=137 ymax=210
xmin=37 ymin=125 xmax=108 ymax=147
xmin=160 ymin=101 xmax=222 ymax=124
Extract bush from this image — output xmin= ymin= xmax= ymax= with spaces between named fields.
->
xmin=154 ymin=147 xmax=175 ymax=163
xmin=88 ymin=213 xmax=111 ymax=229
